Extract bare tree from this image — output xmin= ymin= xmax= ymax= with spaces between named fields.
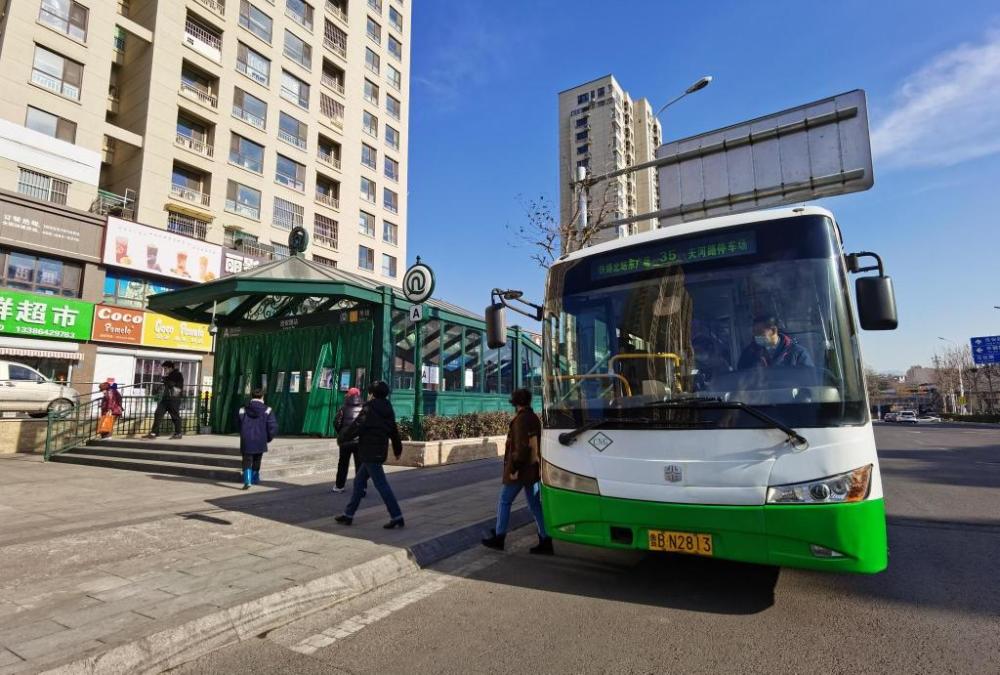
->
xmin=864 ymin=367 xmax=888 ymax=406
xmin=933 ymin=346 xmax=974 ymax=412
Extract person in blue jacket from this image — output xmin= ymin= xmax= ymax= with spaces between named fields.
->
xmin=238 ymin=388 xmax=278 ymax=489
xmin=737 ymin=315 xmax=814 ymax=370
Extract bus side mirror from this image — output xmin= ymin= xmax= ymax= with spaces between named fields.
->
xmin=856 ymin=276 xmax=897 ymax=330
xmin=485 ymin=304 xmax=507 ymax=348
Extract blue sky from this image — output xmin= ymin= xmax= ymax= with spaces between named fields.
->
xmin=405 ymin=0 xmax=1000 ymax=373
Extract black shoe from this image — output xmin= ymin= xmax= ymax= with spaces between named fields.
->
xmin=142 ymin=434 xmax=157 ymax=440
xmin=170 ymin=434 xmax=183 ymax=440
xmin=383 ymin=517 xmax=405 ymax=529
xmin=481 ymin=530 xmax=506 ymax=551
xmin=334 ymin=515 xmax=353 ymax=526
xmin=529 ymin=537 xmax=554 ymax=555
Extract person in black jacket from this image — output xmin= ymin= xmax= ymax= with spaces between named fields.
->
xmin=332 ymin=387 xmax=363 ymax=493
xmin=237 ymin=388 xmax=278 ymax=489
xmin=144 ymin=361 xmax=184 ymax=439
xmin=334 ymin=381 xmax=405 ymax=528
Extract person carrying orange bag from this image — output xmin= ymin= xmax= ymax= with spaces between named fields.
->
xmin=97 ymin=382 xmax=123 ymax=438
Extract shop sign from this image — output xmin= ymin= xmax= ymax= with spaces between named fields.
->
xmin=222 ymin=250 xmax=268 ymax=276
xmin=141 ymin=312 xmax=212 ymax=352
xmin=91 ymin=304 xmax=145 ymax=345
xmin=0 ymin=194 xmax=104 ymax=261
xmin=103 ymin=217 xmax=223 ymax=283
xmin=0 ymin=289 xmax=93 ymax=341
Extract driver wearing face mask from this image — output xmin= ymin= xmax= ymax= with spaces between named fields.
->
xmin=737 ymin=315 xmax=814 ymax=370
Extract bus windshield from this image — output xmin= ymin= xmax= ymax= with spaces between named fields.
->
xmin=543 ymin=215 xmax=867 ymax=430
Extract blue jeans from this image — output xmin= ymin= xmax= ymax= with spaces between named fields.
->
xmin=495 ymin=481 xmax=547 ymax=538
xmin=344 ymin=462 xmax=402 ymax=520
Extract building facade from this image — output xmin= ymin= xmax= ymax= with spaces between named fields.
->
xmin=558 ymin=74 xmax=661 ymax=246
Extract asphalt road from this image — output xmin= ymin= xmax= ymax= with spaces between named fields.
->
xmin=172 ymin=424 xmax=1000 ymax=674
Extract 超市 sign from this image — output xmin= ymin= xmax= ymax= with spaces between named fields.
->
xmin=0 ymin=289 xmax=93 ymax=341
xmin=970 ymin=336 xmax=1000 ymax=365
xmin=402 ymin=259 xmax=435 ymax=304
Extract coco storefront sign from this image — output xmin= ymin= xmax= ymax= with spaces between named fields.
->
xmin=0 ymin=289 xmax=94 ymax=340
xmin=91 ymin=305 xmax=212 ymax=352
xmin=103 ymin=217 xmax=222 ymax=283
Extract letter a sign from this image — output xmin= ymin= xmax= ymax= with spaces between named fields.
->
xmin=409 ymin=304 xmax=423 ymax=322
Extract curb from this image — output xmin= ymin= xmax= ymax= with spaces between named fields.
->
xmin=41 ymin=508 xmax=529 ymax=675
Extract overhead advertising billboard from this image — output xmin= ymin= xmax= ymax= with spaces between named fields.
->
xmin=103 ymin=217 xmax=222 ymax=283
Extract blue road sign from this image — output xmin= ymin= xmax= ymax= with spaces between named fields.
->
xmin=970 ymin=336 xmax=1000 ymax=365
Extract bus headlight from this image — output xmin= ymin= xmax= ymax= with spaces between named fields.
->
xmin=541 ymin=460 xmax=600 ymax=495
xmin=766 ymin=465 xmax=872 ymax=504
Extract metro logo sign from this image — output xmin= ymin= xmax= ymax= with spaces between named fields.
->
xmin=91 ymin=304 xmax=144 ymax=344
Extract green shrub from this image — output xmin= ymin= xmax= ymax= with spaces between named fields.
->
xmin=398 ymin=411 xmax=514 ymax=441
xmin=939 ymin=413 xmax=1000 ymax=424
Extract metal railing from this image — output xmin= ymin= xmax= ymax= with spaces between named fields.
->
xmin=321 ymin=73 xmax=345 ymax=95
xmin=278 ymin=129 xmax=307 ymax=149
xmin=323 ymin=36 xmax=347 ymax=58
xmin=45 ymin=387 xmax=213 ymax=460
xmin=233 ymin=238 xmax=275 ymax=258
xmin=225 ymin=199 xmax=260 ymax=220
xmin=184 ymin=19 xmax=222 ymax=55
xmin=233 ymin=105 xmax=266 ymax=129
xmin=175 ymin=133 xmax=214 ymax=157
xmin=315 ymin=191 xmax=339 ymax=209
xmin=317 ymin=150 xmax=341 ymax=170
xmin=90 ymin=189 xmax=136 ymax=220
xmin=275 ymin=173 xmax=305 ymax=191
xmin=180 ymin=82 xmax=218 ymax=107
xmin=326 ymin=1 xmax=348 ymax=23
xmin=229 ymin=151 xmax=264 ymax=173
xmin=170 ymin=183 xmax=211 ymax=206
xmin=195 ymin=0 xmax=226 ymax=15
xmin=236 ymin=59 xmax=268 ymax=85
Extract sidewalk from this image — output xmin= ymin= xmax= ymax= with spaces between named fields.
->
xmin=0 ymin=454 xmax=519 ymax=674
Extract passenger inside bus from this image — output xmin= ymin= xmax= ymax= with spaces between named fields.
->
xmin=737 ymin=315 xmax=814 ymax=370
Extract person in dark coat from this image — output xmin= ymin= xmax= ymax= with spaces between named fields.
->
xmin=334 ymin=381 xmax=405 ymax=528
xmin=238 ymin=388 xmax=278 ymax=489
xmin=98 ymin=382 xmax=124 ymax=438
xmin=482 ymin=389 xmax=552 ymax=554
xmin=737 ymin=315 xmax=814 ymax=370
xmin=332 ymin=387 xmax=363 ymax=493
xmin=144 ymin=361 xmax=185 ymax=439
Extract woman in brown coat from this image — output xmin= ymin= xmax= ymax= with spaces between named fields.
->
xmin=482 ymin=388 xmax=553 ymax=554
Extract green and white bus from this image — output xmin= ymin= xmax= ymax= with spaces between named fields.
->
xmin=489 ymin=205 xmax=897 ymax=573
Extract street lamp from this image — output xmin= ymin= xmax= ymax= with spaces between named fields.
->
xmin=654 ymin=75 xmax=714 ymax=118
xmin=938 ymin=336 xmax=967 ymax=414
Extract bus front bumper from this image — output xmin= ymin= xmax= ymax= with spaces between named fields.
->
xmin=541 ymin=485 xmax=888 ymax=574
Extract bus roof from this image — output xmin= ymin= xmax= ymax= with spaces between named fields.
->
xmin=558 ymin=205 xmax=836 ymax=264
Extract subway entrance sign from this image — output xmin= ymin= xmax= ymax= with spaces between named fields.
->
xmin=970 ymin=336 xmax=1000 ymax=365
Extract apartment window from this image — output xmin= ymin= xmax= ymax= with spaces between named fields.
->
xmin=384 ymin=156 xmax=398 ymax=181
xmin=575 ymin=116 xmax=587 ymax=128
xmin=1 ymin=249 xmax=81 ymax=297
xmin=285 ymin=0 xmax=314 ymax=31
xmin=283 ymin=29 xmax=312 ymax=70
xmin=38 ymin=0 xmax=88 ymax=41
xmin=575 ymin=131 xmax=587 ymax=141
xmin=322 ymin=60 xmax=345 ymax=93
xmin=388 ymin=6 xmax=402 ymax=31
xmin=358 ymin=245 xmax=375 ymax=271
xmin=25 ymin=106 xmax=76 ymax=143
xmin=577 ymin=144 xmax=588 ymax=155
xmin=237 ymin=42 xmax=271 ymax=85
xmin=383 ymin=188 xmax=398 ymax=214
xmin=273 ymin=196 xmax=304 ymax=230
xmin=225 ymin=180 xmax=262 ymax=220
xmin=597 ymin=86 xmax=606 ymax=97
xmin=386 ymin=64 xmax=401 ymax=90
xmin=233 ymin=88 xmax=267 ymax=129
xmin=361 ymin=143 xmax=377 ymax=169
xmin=181 ymin=63 xmax=216 ymax=105
xmin=318 ymin=135 xmax=341 ymax=167
xmin=229 ymin=133 xmax=264 ymax=173
xmin=359 ymin=210 xmax=375 ymax=236
xmin=381 ymin=253 xmax=397 ymax=277
xmin=275 ymin=154 xmax=306 ymax=191
xmin=360 ymin=177 xmax=376 ymax=204
xmin=313 ymin=255 xmax=337 ymax=268
xmin=364 ymin=78 xmax=379 ymax=105
xmin=360 ymin=111 xmax=377 ymax=138
xmin=17 ymin=169 xmax=69 ymax=205
xmin=314 ymin=213 xmax=338 ymax=248
xmin=387 ymin=36 xmax=402 ymax=60
xmin=167 ymin=212 xmax=210 ymax=241
xmin=171 ymin=164 xmax=208 ymax=203
xmin=386 ymin=94 xmax=401 ymax=120
xmin=366 ymin=16 xmax=381 ymax=43
xmin=272 ymin=241 xmax=291 ymax=258
xmin=383 ymin=220 xmax=397 ymax=245
xmin=385 ymin=125 xmax=399 ymax=150
xmin=324 ymin=19 xmax=347 ymax=57
xmin=176 ymin=114 xmax=211 ymax=155
xmin=577 ymin=93 xmax=589 ymax=105
xmin=367 ymin=0 xmax=382 ymax=12
xmin=576 ymin=158 xmax=589 ymax=170
xmin=320 ymin=93 xmax=345 ymax=125
xmin=364 ymin=47 xmax=380 ymax=75
xmin=280 ymin=70 xmax=310 ymax=109
xmin=278 ymin=111 xmax=307 ymax=149
xmin=239 ymin=0 xmax=273 ymax=42
xmin=31 ymin=46 xmax=82 ymax=100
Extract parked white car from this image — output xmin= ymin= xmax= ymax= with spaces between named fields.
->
xmin=0 ymin=361 xmax=79 ymax=417
xmin=896 ymin=410 xmax=918 ymax=424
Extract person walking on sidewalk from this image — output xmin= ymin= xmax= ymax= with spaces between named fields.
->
xmin=334 ymin=381 xmax=405 ymax=529
xmin=332 ymin=387 xmax=363 ymax=493
xmin=97 ymin=382 xmax=123 ymax=438
xmin=238 ymin=388 xmax=278 ymax=489
xmin=144 ymin=361 xmax=184 ymax=439
xmin=482 ymin=388 xmax=553 ymax=554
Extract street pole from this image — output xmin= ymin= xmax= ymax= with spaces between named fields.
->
xmin=958 ymin=365 xmax=966 ymax=415
xmin=412 ymin=312 xmax=423 ymax=440
xmin=576 ymin=165 xmax=588 ymax=246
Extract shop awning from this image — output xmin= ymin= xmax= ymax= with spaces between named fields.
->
xmin=0 ymin=347 xmax=84 ymax=361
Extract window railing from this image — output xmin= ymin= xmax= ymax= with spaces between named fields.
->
xmin=233 ymin=105 xmax=265 ymax=129
xmin=280 ymin=86 xmax=308 ymax=109
xmin=320 ymin=95 xmax=344 ymax=128
xmin=275 ymin=173 xmax=304 ymax=191
xmin=184 ymin=19 xmax=222 ymax=58
xmin=195 ymin=0 xmax=226 ymax=15
xmin=229 ymin=152 xmax=263 ymax=173
xmin=170 ymin=183 xmax=210 ymax=207
xmin=225 ymin=199 xmax=260 ymax=220
xmin=317 ymin=149 xmax=341 ymax=170
xmin=167 ymin=212 xmax=209 ymax=240
xmin=176 ymin=133 xmax=214 ymax=157
xmin=180 ymin=82 xmax=218 ymax=107
xmin=286 ymin=7 xmax=313 ymax=31
xmin=90 ymin=189 xmax=136 ymax=220
xmin=325 ymin=1 xmax=347 ymax=23
xmin=236 ymin=60 xmax=268 ymax=85
xmin=368 ymin=0 xmax=382 ymax=12
xmin=31 ymin=69 xmax=80 ymax=100
xmin=315 ymin=192 xmax=339 ymax=209
xmin=384 ymin=200 xmax=398 ymax=214
xmin=278 ymin=129 xmax=307 ymax=149
xmin=324 ymin=35 xmax=347 ymax=58
xmin=233 ymin=237 xmax=275 ymax=259
xmin=321 ymin=73 xmax=345 ymax=95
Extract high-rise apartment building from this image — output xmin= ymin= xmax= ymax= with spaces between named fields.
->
xmin=558 ymin=75 xmax=661 ymax=245
xmin=0 ymin=0 xmax=410 ymax=281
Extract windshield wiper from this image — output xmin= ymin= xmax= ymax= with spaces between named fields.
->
xmin=557 ymin=416 xmax=713 ymax=446
xmin=641 ymin=399 xmax=810 ymax=451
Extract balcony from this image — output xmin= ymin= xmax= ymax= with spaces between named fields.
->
xmin=317 ymin=150 xmax=341 ymax=171
xmin=324 ymin=35 xmax=347 ymax=59
xmin=315 ymin=192 xmax=339 ymax=210
xmin=225 ymin=199 xmax=260 ymax=220
xmin=278 ymin=129 xmax=307 ymax=150
xmin=236 ymin=59 xmax=268 ymax=86
xmin=321 ymin=73 xmax=345 ymax=96
xmin=195 ymin=0 xmax=225 ymax=16
xmin=90 ymin=188 xmax=136 ymax=221
xmin=170 ymin=183 xmax=210 ymax=207
xmin=180 ymin=82 xmax=218 ymax=108
xmin=233 ymin=105 xmax=265 ymax=129
xmin=167 ymin=211 xmax=209 ymax=240
xmin=326 ymin=1 xmax=348 ymax=25
xmin=107 ymin=86 xmax=120 ymax=114
xmin=320 ymin=94 xmax=344 ymax=129
xmin=275 ymin=173 xmax=304 ymax=191
xmin=233 ymin=237 xmax=274 ymax=259
xmin=175 ymin=133 xmax=214 ymax=158
xmin=31 ymin=70 xmax=79 ymax=100
xmin=183 ymin=18 xmax=222 ymax=62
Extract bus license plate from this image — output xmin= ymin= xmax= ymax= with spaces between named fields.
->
xmin=647 ymin=529 xmax=713 ymax=556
